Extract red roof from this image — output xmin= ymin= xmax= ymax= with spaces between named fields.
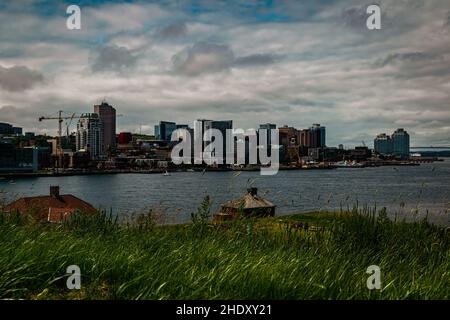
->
xmin=48 ymin=207 xmax=77 ymax=222
xmin=4 ymin=194 xmax=97 ymax=221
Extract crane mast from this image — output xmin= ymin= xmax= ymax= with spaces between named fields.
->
xmin=39 ymin=111 xmax=82 ymax=169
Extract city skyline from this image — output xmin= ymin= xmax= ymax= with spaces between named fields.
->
xmin=0 ymin=1 xmax=450 ymax=147
xmin=2 ymin=110 xmax=449 ymax=149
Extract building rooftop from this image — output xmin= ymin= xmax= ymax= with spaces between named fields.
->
xmin=3 ymin=186 xmax=97 ymax=222
xmin=221 ymin=187 xmax=275 ymax=210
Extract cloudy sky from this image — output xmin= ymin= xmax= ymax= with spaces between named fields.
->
xmin=0 ymin=0 xmax=449 ymax=147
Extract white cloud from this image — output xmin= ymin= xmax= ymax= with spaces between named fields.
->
xmin=0 ymin=0 xmax=449 ymax=147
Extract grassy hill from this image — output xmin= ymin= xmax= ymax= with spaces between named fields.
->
xmin=0 ymin=205 xmax=449 ymax=299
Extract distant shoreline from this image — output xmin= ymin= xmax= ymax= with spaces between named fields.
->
xmin=0 ymin=160 xmax=436 ymax=179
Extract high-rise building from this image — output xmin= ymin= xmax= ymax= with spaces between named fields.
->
xmin=259 ymin=123 xmax=276 ymax=143
xmin=278 ymin=126 xmax=297 ymax=146
xmin=94 ymin=101 xmax=116 ymax=153
xmin=392 ymin=128 xmax=410 ymax=158
xmin=0 ymin=122 xmax=13 ymax=135
xmin=259 ymin=123 xmax=276 ymax=157
xmin=212 ymin=120 xmax=233 ymax=163
xmin=193 ymin=119 xmax=213 ymax=163
xmin=155 ymin=121 xmax=177 ymax=141
xmin=309 ymin=124 xmax=326 ymax=148
xmin=193 ymin=119 xmax=213 ymax=142
xmin=259 ymin=123 xmax=276 ymax=131
xmin=299 ymin=129 xmax=311 ymax=147
xmin=278 ymin=125 xmax=300 ymax=163
xmin=374 ymin=129 xmax=410 ymax=158
xmin=76 ymin=113 xmax=104 ymax=159
xmin=192 ymin=119 xmax=233 ymax=164
xmin=374 ymin=133 xmax=393 ymax=155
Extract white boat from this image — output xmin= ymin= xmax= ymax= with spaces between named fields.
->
xmin=335 ymin=160 xmax=364 ymax=168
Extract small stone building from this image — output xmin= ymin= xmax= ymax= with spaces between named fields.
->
xmin=215 ymin=187 xmax=275 ymax=221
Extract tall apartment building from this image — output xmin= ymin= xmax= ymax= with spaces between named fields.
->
xmin=192 ymin=119 xmax=233 ymax=164
xmin=374 ymin=128 xmax=410 ymax=158
xmin=392 ymin=128 xmax=410 ymax=158
xmin=299 ymin=129 xmax=311 ymax=147
xmin=193 ymin=119 xmax=212 ymax=163
xmin=76 ymin=113 xmax=104 ymax=159
xmin=374 ymin=133 xmax=393 ymax=155
xmin=259 ymin=123 xmax=276 ymax=156
xmin=309 ymin=124 xmax=326 ymax=148
xmin=155 ymin=121 xmax=177 ymax=141
xmin=94 ymin=101 xmax=116 ymax=153
xmin=212 ymin=120 xmax=233 ymax=163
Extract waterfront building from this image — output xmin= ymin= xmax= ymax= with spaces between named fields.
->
xmin=310 ymin=124 xmax=326 ymax=148
xmin=212 ymin=120 xmax=233 ymax=163
xmin=76 ymin=113 xmax=104 ymax=159
xmin=258 ymin=123 xmax=276 ymax=156
xmin=193 ymin=119 xmax=212 ymax=162
xmin=191 ymin=119 xmax=233 ymax=164
xmin=155 ymin=121 xmax=177 ymax=141
xmin=349 ymin=146 xmax=371 ymax=161
xmin=392 ymin=128 xmax=410 ymax=158
xmin=374 ymin=129 xmax=409 ymax=158
xmin=374 ymin=133 xmax=393 ymax=155
xmin=0 ymin=141 xmax=38 ymax=173
xmin=299 ymin=129 xmax=311 ymax=147
xmin=0 ymin=122 xmax=13 ymax=135
xmin=94 ymin=101 xmax=116 ymax=153
xmin=278 ymin=125 xmax=298 ymax=146
xmin=278 ymin=125 xmax=301 ymax=164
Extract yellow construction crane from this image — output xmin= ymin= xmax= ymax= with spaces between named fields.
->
xmin=39 ymin=111 xmax=123 ymax=167
xmin=39 ymin=111 xmax=82 ymax=168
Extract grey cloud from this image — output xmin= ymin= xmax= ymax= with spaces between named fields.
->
xmin=290 ymin=98 xmax=335 ymax=108
xmin=172 ymin=42 xmax=278 ymax=76
xmin=340 ymin=3 xmax=396 ymax=32
xmin=91 ymin=45 xmax=137 ymax=72
xmin=375 ymin=52 xmax=436 ymax=67
xmin=234 ymin=54 xmax=276 ymax=67
xmin=155 ymin=22 xmax=187 ymax=40
xmin=0 ymin=105 xmax=42 ymax=130
xmin=0 ymin=65 xmax=44 ymax=92
xmin=341 ymin=5 xmax=372 ymax=30
xmin=172 ymin=42 xmax=234 ymax=76
xmin=179 ymin=100 xmax=271 ymax=114
xmin=373 ymin=52 xmax=450 ymax=79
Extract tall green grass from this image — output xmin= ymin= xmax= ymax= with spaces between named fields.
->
xmin=0 ymin=205 xmax=449 ymax=300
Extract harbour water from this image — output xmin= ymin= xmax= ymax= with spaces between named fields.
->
xmin=1 ymin=160 xmax=449 ymax=225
